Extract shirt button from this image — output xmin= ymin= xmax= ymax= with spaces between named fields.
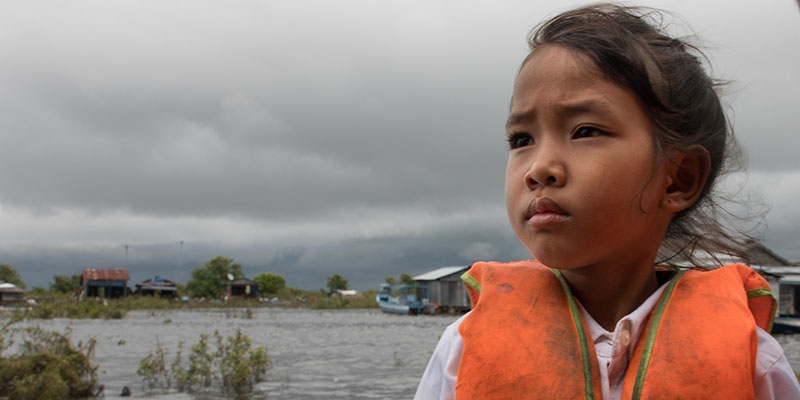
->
xmin=619 ymin=320 xmax=632 ymax=347
xmin=620 ymin=329 xmax=631 ymax=347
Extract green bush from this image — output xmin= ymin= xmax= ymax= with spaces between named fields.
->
xmin=136 ymin=337 xmax=172 ymax=389
xmin=306 ymin=290 xmax=379 ymax=309
xmin=137 ymin=329 xmax=270 ymax=396
xmin=0 ymin=324 xmax=98 ymax=399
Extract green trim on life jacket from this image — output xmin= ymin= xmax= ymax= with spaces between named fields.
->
xmin=552 ymin=269 xmax=595 ymax=400
xmin=461 ymin=272 xmax=482 ymax=294
xmin=461 ymin=271 xmax=482 ymax=308
xmin=747 ymin=288 xmax=774 ymax=299
xmin=631 ymin=268 xmax=686 ymax=400
xmin=746 ymin=287 xmax=777 ymax=332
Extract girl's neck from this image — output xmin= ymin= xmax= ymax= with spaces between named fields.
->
xmin=561 ymin=258 xmax=660 ymax=331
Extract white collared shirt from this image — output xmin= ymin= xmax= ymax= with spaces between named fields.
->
xmin=415 ymin=285 xmax=800 ymax=400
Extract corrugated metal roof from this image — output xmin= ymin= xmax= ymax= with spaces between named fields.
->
xmin=778 ymin=275 xmax=800 ymax=285
xmin=82 ymin=268 xmax=130 ymax=281
xmin=757 ymin=266 xmax=800 ymax=275
xmin=135 ymin=278 xmax=177 ymax=287
xmin=0 ymin=284 xmax=23 ymax=293
xmin=138 ymin=285 xmax=177 ymax=292
xmin=414 ymin=266 xmax=469 ymax=281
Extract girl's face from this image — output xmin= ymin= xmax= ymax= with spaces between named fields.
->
xmin=505 ymin=45 xmax=674 ymax=272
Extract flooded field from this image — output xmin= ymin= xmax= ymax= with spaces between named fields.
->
xmin=15 ymin=308 xmax=456 ymax=399
xmin=10 ymin=308 xmax=800 ymax=399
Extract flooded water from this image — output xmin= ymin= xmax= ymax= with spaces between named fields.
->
xmin=18 ymin=308 xmax=457 ymax=399
xmin=13 ymin=308 xmax=800 ymax=399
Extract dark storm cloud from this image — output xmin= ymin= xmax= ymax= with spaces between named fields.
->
xmin=0 ymin=1 xmax=518 ymax=220
xmin=1 ymin=0 xmax=798 ymax=288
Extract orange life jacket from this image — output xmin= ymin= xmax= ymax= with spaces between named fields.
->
xmin=456 ymin=260 xmax=776 ymax=400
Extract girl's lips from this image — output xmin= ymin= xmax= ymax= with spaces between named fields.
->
xmin=527 ymin=197 xmax=569 ymax=228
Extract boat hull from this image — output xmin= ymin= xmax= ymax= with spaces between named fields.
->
xmin=376 ymin=298 xmax=412 ymax=315
xmin=773 ymin=316 xmax=800 ymax=333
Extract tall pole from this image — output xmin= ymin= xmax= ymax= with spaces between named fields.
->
xmin=177 ymin=241 xmax=184 ymax=283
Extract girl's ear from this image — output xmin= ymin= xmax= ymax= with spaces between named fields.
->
xmin=662 ymin=145 xmax=711 ymax=212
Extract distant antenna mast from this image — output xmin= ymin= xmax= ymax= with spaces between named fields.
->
xmin=177 ymin=240 xmax=184 ymax=283
xmin=124 ymin=244 xmax=129 ymax=268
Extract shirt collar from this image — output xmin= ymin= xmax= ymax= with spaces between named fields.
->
xmin=579 ymin=283 xmax=668 ymax=344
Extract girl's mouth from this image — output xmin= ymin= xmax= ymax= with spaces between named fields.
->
xmin=527 ymin=197 xmax=569 ymax=228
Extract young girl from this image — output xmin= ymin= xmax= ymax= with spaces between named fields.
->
xmin=415 ymin=4 xmax=800 ymax=400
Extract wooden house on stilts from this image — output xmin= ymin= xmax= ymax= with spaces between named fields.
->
xmin=414 ymin=266 xmax=471 ymax=313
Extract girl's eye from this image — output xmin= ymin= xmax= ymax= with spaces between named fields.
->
xmin=572 ymin=126 xmax=602 ymax=139
xmin=507 ymin=133 xmax=533 ymax=149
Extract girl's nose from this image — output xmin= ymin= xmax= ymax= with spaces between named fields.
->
xmin=524 ymin=150 xmax=566 ymax=189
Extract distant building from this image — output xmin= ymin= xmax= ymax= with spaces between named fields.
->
xmin=742 ymin=240 xmax=794 ymax=267
xmin=661 ymin=238 xmax=793 ymax=268
xmin=663 ymin=240 xmax=799 ymax=317
xmin=135 ymin=276 xmax=178 ymax=298
xmin=226 ymin=278 xmax=260 ymax=299
xmin=81 ymin=269 xmax=130 ymax=299
xmin=730 ymin=242 xmax=800 ymax=326
xmin=749 ymin=245 xmax=799 ymax=318
xmin=414 ymin=266 xmax=471 ymax=312
xmin=0 ymin=282 xmax=25 ymax=305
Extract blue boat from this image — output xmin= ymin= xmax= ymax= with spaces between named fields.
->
xmin=773 ymin=316 xmax=800 ymax=333
xmin=376 ymin=283 xmax=436 ymax=315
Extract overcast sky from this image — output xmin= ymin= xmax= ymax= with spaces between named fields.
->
xmin=1 ymin=0 xmax=798 ymax=290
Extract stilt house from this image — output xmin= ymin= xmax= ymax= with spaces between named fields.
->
xmin=414 ymin=266 xmax=471 ymax=312
xmin=0 ymin=282 xmax=25 ymax=305
xmin=81 ymin=269 xmax=130 ymax=299
xmin=135 ymin=276 xmax=178 ymax=298
xmin=226 ymin=277 xmax=260 ymax=299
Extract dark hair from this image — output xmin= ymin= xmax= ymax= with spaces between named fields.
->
xmin=525 ymin=3 xmax=753 ymax=267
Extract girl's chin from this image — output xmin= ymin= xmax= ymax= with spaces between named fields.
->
xmin=525 ymin=251 xmax=581 ymax=270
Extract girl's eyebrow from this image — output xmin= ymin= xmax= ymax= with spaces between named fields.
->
xmin=506 ymin=99 xmax=613 ymax=130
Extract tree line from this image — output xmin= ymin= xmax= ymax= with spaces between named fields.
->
xmin=0 ymin=257 xmax=352 ymax=300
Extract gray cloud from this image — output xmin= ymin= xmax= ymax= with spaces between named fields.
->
xmin=1 ymin=0 xmax=798 ymax=289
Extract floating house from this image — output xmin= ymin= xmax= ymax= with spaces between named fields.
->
xmin=660 ymin=239 xmax=792 ymax=268
xmin=135 ymin=276 xmax=178 ymax=298
xmin=81 ymin=269 xmax=130 ymax=299
xmin=746 ymin=243 xmax=799 ymax=332
xmin=0 ymin=282 xmax=25 ymax=305
xmin=745 ymin=243 xmax=799 ymax=327
xmin=226 ymin=277 xmax=260 ymax=299
xmin=414 ymin=266 xmax=471 ymax=312
xmin=663 ymin=239 xmax=799 ymax=331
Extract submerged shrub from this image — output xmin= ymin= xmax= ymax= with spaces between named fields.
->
xmin=136 ymin=337 xmax=171 ymax=389
xmin=218 ymin=329 xmax=269 ymax=395
xmin=0 ymin=323 xmax=98 ymax=399
xmin=170 ymin=341 xmax=188 ymax=392
xmin=138 ymin=329 xmax=270 ymax=396
xmin=187 ymin=333 xmax=216 ymax=387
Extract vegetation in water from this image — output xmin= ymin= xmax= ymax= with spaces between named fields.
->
xmin=137 ymin=329 xmax=270 ymax=396
xmin=16 ymin=297 xmax=128 ymax=320
xmin=0 ymin=317 xmax=99 ymax=399
xmin=306 ymin=290 xmax=379 ymax=309
xmin=5 ymin=259 xmax=380 ymax=323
